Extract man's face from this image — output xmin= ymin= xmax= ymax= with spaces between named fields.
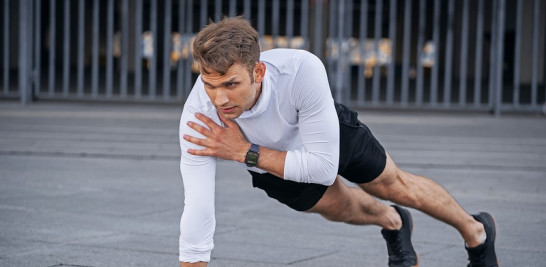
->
xmin=201 ymin=63 xmax=265 ymax=120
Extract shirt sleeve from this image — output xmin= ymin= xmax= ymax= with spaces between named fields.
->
xmin=283 ymin=51 xmax=340 ymax=186
xmin=178 ymin=103 xmax=217 ymax=263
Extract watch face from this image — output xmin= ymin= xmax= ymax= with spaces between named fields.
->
xmin=245 ymin=151 xmax=259 ymax=167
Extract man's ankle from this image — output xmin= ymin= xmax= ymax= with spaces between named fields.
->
xmin=463 ymin=219 xmax=486 ymax=248
xmin=382 ymin=206 xmax=403 ymax=230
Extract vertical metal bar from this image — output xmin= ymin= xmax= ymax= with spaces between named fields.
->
xmin=401 ymin=0 xmax=411 ymax=106
xmin=386 ymin=0 xmax=397 ymax=105
xmin=327 ymin=0 xmax=336 ymax=83
xmin=77 ymin=0 xmax=85 ymax=98
xmin=272 ymin=0 xmax=280 ymax=43
xmin=531 ymin=0 xmax=539 ymax=106
xmin=27 ymin=0 xmax=33 ymax=100
xmin=34 ymin=0 xmax=42 ymax=97
xmin=343 ymin=0 xmax=353 ymax=102
xmin=430 ymin=0 xmax=440 ymax=106
xmin=301 ymin=0 xmax=309 ymax=42
xmin=120 ymin=0 xmax=129 ymax=98
xmin=372 ymin=0 xmax=383 ymax=105
xmin=244 ymin=0 xmax=251 ymax=21
xmin=312 ymin=0 xmax=322 ymax=56
xmin=201 ymin=0 xmax=208 ymax=27
xmin=488 ymin=0 xmax=498 ymax=109
xmin=148 ymin=0 xmax=157 ymax=99
xmin=19 ymin=0 xmax=29 ymax=103
xmin=229 ymin=0 xmax=236 ymax=17
xmin=3 ymin=0 xmax=9 ymax=94
xmin=443 ymin=0 xmax=455 ymax=107
xmin=543 ymin=4 xmax=546 ymax=111
xmin=493 ymin=0 xmax=505 ymax=116
xmin=258 ymin=0 xmax=265 ymax=37
xmin=357 ymin=0 xmax=368 ymax=105
xmin=106 ymin=0 xmax=114 ymax=97
xmin=287 ymin=0 xmax=294 ymax=40
xmin=135 ymin=0 xmax=143 ymax=99
xmin=215 ymin=0 xmax=221 ymax=21
xmin=162 ymin=0 xmax=172 ymax=100
xmin=473 ymin=0 xmax=484 ymax=107
xmin=177 ymin=0 xmax=185 ymax=100
xmin=63 ymin=0 xmax=70 ymax=97
xmin=335 ymin=0 xmax=345 ymax=102
xmin=48 ymin=0 xmax=56 ymax=96
xmin=91 ymin=0 xmax=99 ymax=98
xmin=458 ymin=0 xmax=469 ymax=106
xmin=184 ymin=0 xmax=194 ymax=98
xmin=62 ymin=0 xmax=70 ymax=97
xmin=416 ymin=0 xmax=426 ymax=105
xmin=513 ymin=0 xmax=522 ymax=106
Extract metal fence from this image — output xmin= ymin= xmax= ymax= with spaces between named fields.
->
xmin=2 ymin=0 xmax=545 ymax=115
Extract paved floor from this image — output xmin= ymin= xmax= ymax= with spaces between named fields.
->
xmin=0 ymin=101 xmax=545 ymax=267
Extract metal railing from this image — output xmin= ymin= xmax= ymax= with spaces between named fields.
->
xmin=1 ymin=0 xmax=545 ymax=115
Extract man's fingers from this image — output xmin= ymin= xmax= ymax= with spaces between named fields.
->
xmin=195 ymin=112 xmax=220 ymax=130
xmin=186 ymin=148 xmax=212 ymax=156
xmin=187 ymin=120 xmax=211 ymax=136
xmin=183 ymin=134 xmax=206 ymax=146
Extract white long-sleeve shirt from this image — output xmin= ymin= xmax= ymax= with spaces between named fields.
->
xmin=178 ymin=49 xmax=340 ymax=262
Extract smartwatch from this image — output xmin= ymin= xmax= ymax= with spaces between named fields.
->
xmin=245 ymin=143 xmax=260 ymax=167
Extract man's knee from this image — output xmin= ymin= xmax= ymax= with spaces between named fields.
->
xmin=307 ymin=179 xmax=357 ymax=223
xmin=364 ymin=166 xmax=418 ymax=203
xmin=316 ymin=201 xmax=356 ymax=223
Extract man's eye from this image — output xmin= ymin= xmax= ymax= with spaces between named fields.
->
xmin=226 ymin=82 xmax=236 ymax=87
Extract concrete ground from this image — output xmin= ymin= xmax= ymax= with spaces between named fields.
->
xmin=0 ymin=101 xmax=545 ymax=267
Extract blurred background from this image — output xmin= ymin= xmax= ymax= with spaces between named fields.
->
xmin=1 ymin=2 xmax=546 ymax=266
xmin=1 ymin=0 xmax=545 ymax=115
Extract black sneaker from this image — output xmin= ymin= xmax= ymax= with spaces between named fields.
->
xmin=466 ymin=212 xmax=499 ymax=267
xmin=381 ymin=205 xmax=419 ymax=267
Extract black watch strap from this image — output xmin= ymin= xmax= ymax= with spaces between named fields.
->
xmin=245 ymin=143 xmax=260 ymax=167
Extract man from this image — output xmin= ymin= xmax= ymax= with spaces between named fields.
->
xmin=178 ymin=17 xmax=498 ymax=267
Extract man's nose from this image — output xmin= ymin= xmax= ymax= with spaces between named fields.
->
xmin=215 ymin=90 xmax=229 ymax=106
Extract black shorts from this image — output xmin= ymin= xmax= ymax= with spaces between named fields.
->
xmin=249 ymin=103 xmax=387 ymax=211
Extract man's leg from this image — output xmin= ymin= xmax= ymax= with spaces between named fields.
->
xmin=358 ymin=153 xmax=486 ymax=247
xmin=307 ymin=175 xmax=419 ymax=267
xmin=306 ymin=176 xmax=401 ymax=230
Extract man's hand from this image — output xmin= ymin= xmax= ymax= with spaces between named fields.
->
xmin=183 ymin=112 xmax=250 ymax=163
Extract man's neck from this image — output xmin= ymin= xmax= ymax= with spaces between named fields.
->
xmin=249 ymin=82 xmax=263 ymax=111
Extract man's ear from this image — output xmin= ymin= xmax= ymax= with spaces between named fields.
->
xmin=253 ymin=62 xmax=266 ymax=83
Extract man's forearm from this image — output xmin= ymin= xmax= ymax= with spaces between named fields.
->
xmin=253 ymin=145 xmax=287 ymax=178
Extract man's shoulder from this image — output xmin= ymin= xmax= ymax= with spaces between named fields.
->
xmin=183 ymin=80 xmax=216 ymax=116
xmin=260 ymin=49 xmax=319 ymax=73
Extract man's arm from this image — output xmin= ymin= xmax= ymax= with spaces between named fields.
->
xmin=179 ymin=107 xmax=217 ymax=265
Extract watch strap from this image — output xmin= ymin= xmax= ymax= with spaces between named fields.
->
xmin=249 ymin=143 xmax=259 ymax=153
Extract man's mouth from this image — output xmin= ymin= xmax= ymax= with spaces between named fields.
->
xmin=220 ymin=107 xmax=236 ymax=113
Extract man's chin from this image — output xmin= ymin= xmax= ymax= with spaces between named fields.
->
xmin=218 ymin=110 xmax=241 ymax=120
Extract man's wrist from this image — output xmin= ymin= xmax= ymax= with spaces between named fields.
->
xmin=240 ymin=142 xmax=251 ymax=163
xmin=244 ymin=143 xmax=260 ymax=167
